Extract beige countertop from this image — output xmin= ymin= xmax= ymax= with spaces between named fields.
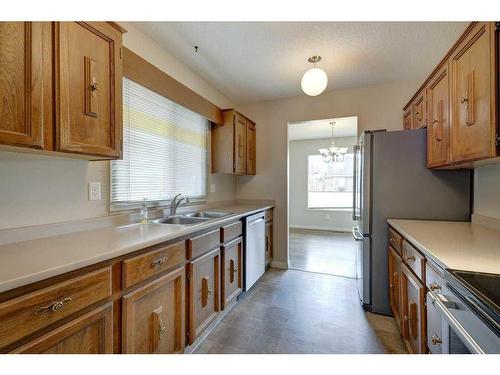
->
xmin=388 ymin=219 xmax=500 ymax=275
xmin=0 ymin=203 xmax=273 ymax=293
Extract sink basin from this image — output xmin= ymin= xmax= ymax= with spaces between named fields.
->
xmin=183 ymin=211 xmax=231 ymax=219
xmin=152 ymin=216 xmax=209 ymax=225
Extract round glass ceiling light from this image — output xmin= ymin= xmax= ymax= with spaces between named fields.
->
xmin=301 ymin=56 xmax=328 ymax=96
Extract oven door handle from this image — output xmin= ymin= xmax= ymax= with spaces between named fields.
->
xmin=428 ymin=291 xmax=485 ymax=354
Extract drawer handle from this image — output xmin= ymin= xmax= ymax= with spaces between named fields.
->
xmin=35 ymin=297 xmax=72 ymax=315
xmin=158 ymin=319 xmax=168 ymax=338
xmin=406 ymin=255 xmax=416 ymax=262
xmin=431 ymin=334 xmax=442 ymax=346
xmin=151 ymin=257 xmax=168 ymax=267
xmin=429 ymin=282 xmax=441 ymax=291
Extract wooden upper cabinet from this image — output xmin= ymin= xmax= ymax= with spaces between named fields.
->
xmin=54 ymin=22 xmax=123 ymax=159
xmin=450 ymin=22 xmax=496 ymax=164
xmin=412 ymin=89 xmax=427 ymax=129
xmin=234 ymin=112 xmax=247 ymax=174
xmin=0 ymin=22 xmax=51 ymax=149
xmin=427 ymin=63 xmax=451 ymax=168
xmin=403 ymin=106 xmax=413 ymax=130
xmin=12 ymin=304 xmax=113 ymax=354
xmin=246 ymin=119 xmax=256 ymax=175
xmin=212 ymin=109 xmax=256 ymax=175
xmin=187 ymin=248 xmax=220 ymax=345
xmin=122 ymin=267 xmax=185 ymax=354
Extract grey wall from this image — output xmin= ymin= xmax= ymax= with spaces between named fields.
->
xmin=289 ymin=136 xmax=357 ymax=232
xmin=474 ymin=164 xmax=500 ymax=220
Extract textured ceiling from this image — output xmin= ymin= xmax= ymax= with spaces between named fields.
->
xmin=289 ymin=116 xmax=358 ymax=141
xmin=133 ymin=22 xmax=469 ymax=104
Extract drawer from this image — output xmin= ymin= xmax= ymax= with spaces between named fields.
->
xmin=426 ymin=261 xmax=444 ymax=293
xmin=122 ymin=241 xmax=186 ymax=289
xmin=0 ymin=267 xmax=111 ymax=350
xmin=221 ymin=221 xmax=242 ymax=244
xmin=388 ymin=227 xmax=402 ymax=254
xmin=265 ymin=209 xmax=273 ymax=223
xmin=402 ymin=240 xmax=426 ymax=282
xmin=187 ymin=229 xmax=221 ymax=260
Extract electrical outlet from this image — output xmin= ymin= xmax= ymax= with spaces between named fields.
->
xmin=88 ymin=182 xmax=101 ymax=201
xmin=210 ymin=183 xmax=216 ymax=193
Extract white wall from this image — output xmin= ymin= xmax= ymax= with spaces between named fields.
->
xmin=236 ymin=79 xmax=421 ymax=267
xmin=289 ymin=137 xmax=356 ymax=232
xmin=0 ymin=23 xmax=236 ymax=231
xmin=474 ymin=164 xmax=500 ymax=220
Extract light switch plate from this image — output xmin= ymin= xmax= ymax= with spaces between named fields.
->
xmin=210 ymin=183 xmax=216 ymax=193
xmin=88 ymin=182 xmax=101 ymax=201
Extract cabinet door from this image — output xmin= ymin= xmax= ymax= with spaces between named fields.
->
xmin=0 ymin=22 xmax=51 ymax=149
xmin=13 ymin=304 xmax=113 ymax=354
xmin=265 ymin=222 xmax=273 ymax=265
xmin=451 ymin=22 xmax=496 ymax=163
xmin=427 ymin=64 xmax=451 ymax=168
xmin=188 ymin=248 xmax=220 ymax=345
xmin=221 ymin=237 xmax=243 ymax=310
xmin=54 ymin=22 xmax=123 ymax=158
xmin=401 ymin=265 xmax=426 ymax=354
xmin=403 ymin=107 xmax=413 ymax=130
xmin=246 ymin=120 xmax=256 ymax=175
xmin=233 ymin=113 xmax=247 ymax=174
xmin=412 ymin=89 xmax=427 ymax=129
xmin=122 ymin=267 xmax=185 ymax=354
xmin=388 ymin=246 xmax=402 ymax=333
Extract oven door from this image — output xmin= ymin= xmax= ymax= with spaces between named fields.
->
xmin=428 ymin=288 xmax=500 ymax=354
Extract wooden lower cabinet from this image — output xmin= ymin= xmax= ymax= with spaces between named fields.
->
xmin=187 ymin=248 xmax=220 ymax=345
xmin=265 ymin=222 xmax=273 ymax=265
xmin=122 ymin=267 xmax=185 ymax=353
xmin=221 ymin=237 xmax=243 ymax=310
xmin=401 ymin=264 xmax=426 ymax=354
xmin=388 ymin=246 xmax=402 ymax=331
xmin=13 ymin=304 xmax=113 ymax=354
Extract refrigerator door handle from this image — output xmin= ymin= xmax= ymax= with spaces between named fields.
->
xmin=352 ymin=226 xmax=364 ymax=241
xmin=352 ymin=144 xmax=360 ymax=221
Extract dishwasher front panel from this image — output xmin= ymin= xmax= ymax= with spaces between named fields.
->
xmin=244 ymin=212 xmax=266 ymax=291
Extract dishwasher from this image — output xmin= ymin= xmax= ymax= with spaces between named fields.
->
xmin=243 ymin=211 xmax=266 ymax=291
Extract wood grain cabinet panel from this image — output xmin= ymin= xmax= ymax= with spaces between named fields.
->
xmin=427 ymin=64 xmax=451 ymax=167
xmin=0 ymin=22 xmax=51 ymax=149
xmin=246 ymin=119 xmax=256 ymax=175
xmin=403 ymin=106 xmax=413 ymax=130
xmin=388 ymin=227 xmax=402 ymax=255
xmin=122 ymin=267 xmax=185 ymax=354
xmin=450 ymin=22 xmax=496 ymax=164
xmin=0 ymin=266 xmax=111 ymax=350
xmin=234 ymin=113 xmax=247 ymax=174
xmin=402 ymin=240 xmax=426 ymax=283
xmin=401 ymin=264 xmax=426 ymax=354
xmin=412 ymin=89 xmax=427 ymax=129
xmin=187 ymin=248 xmax=220 ymax=345
xmin=187 ymin=229 xmax=220 ymax=260
xmin=221 ymin=237 xmax=243 ymax=310
xmin=12 ymin=304 xmax=113 ymax=354
xmin=220 ymin=221 xmax=242 ymax=244
xmin=54 ymin=22 xmax=123 ymax=159
xmin=388 ymin=246 xmax=403 ymax=333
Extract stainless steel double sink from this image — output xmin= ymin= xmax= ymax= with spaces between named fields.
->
xmin=151 ymin=211 xmax=232 ymax=226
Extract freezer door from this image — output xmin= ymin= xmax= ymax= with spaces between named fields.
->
xmin=353 ymin=226 xmax=371 ymax=307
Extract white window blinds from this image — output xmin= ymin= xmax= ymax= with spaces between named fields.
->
xmin=111 ymin=78 xmax=208 ymax=205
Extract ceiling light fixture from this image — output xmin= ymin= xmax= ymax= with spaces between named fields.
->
xmin=301 ymin=56 xmax=328 ymax=96
xmin=319 ymin=122 xmax=349 ymax=163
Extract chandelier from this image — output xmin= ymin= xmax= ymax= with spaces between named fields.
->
xmin=318 ymin=122 xmax=348 ymax=162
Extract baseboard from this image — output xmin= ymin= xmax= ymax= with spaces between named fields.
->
xmin=270 ymin=260 xmax=288 ymax=269
xmin=290 ymin=225 xmax=351 ymax=233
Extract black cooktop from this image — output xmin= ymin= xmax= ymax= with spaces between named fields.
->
xmin=445 ymin=269 xmax=500 ymax=335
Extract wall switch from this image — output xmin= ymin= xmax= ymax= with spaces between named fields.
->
xmin=88 ymin=182 xmax=101 ymax=201
xmin=210 ymin=183 xmax=216 ymax=193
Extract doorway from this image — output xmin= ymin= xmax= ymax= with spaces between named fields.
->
xmin=287 ymin=116 xmax=358 ymax=278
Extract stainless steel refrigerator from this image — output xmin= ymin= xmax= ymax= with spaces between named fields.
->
xmin=352 ymin=129 xmax=471 ymax=315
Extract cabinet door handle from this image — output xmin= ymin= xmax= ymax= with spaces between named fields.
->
xmin=35 ymin=297 xmax=72 ymax=315
xmin=151 ymin=256 xmax=168 ymax=267
xmin=406 ymin=255 xmax=416 ymax=262
xmin=431 ymin=334 xmax=442 ymax=345
xmin=429 ymin=282 xmax=441 ymax=291
xmin=434 ymin=99 xmax=443 ymax=142
xmin=462 ymin=70 xmax=475 ymax=126
xmin=151 ymin=308 xmax=167 ymax=352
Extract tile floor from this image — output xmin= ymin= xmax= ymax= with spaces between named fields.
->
xmin=289 ymin=229 xmax=357 ymax=278
xmin=194 ymin=268 xmax=406 ymax=354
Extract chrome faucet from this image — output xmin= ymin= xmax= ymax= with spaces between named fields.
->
xmin=140 ymin=198 xmax=148 ymax=223
xmin=170 ymin=193 xmax=190 ymax=216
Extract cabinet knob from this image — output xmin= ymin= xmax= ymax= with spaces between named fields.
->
xmin=406 ymin=255 xmax=416 ymax=262
xmin=429 ymin=282 xmax=441 ymax=291
xmin=35 ymin=297 xmax=72 ymax=315
xmin=460 ymin=96 xmax=469 ymax=104
xmin=431 ymin=334 xmax=442 ymax=345
xmin=151 ymin=257 xmax=168 ymax=267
